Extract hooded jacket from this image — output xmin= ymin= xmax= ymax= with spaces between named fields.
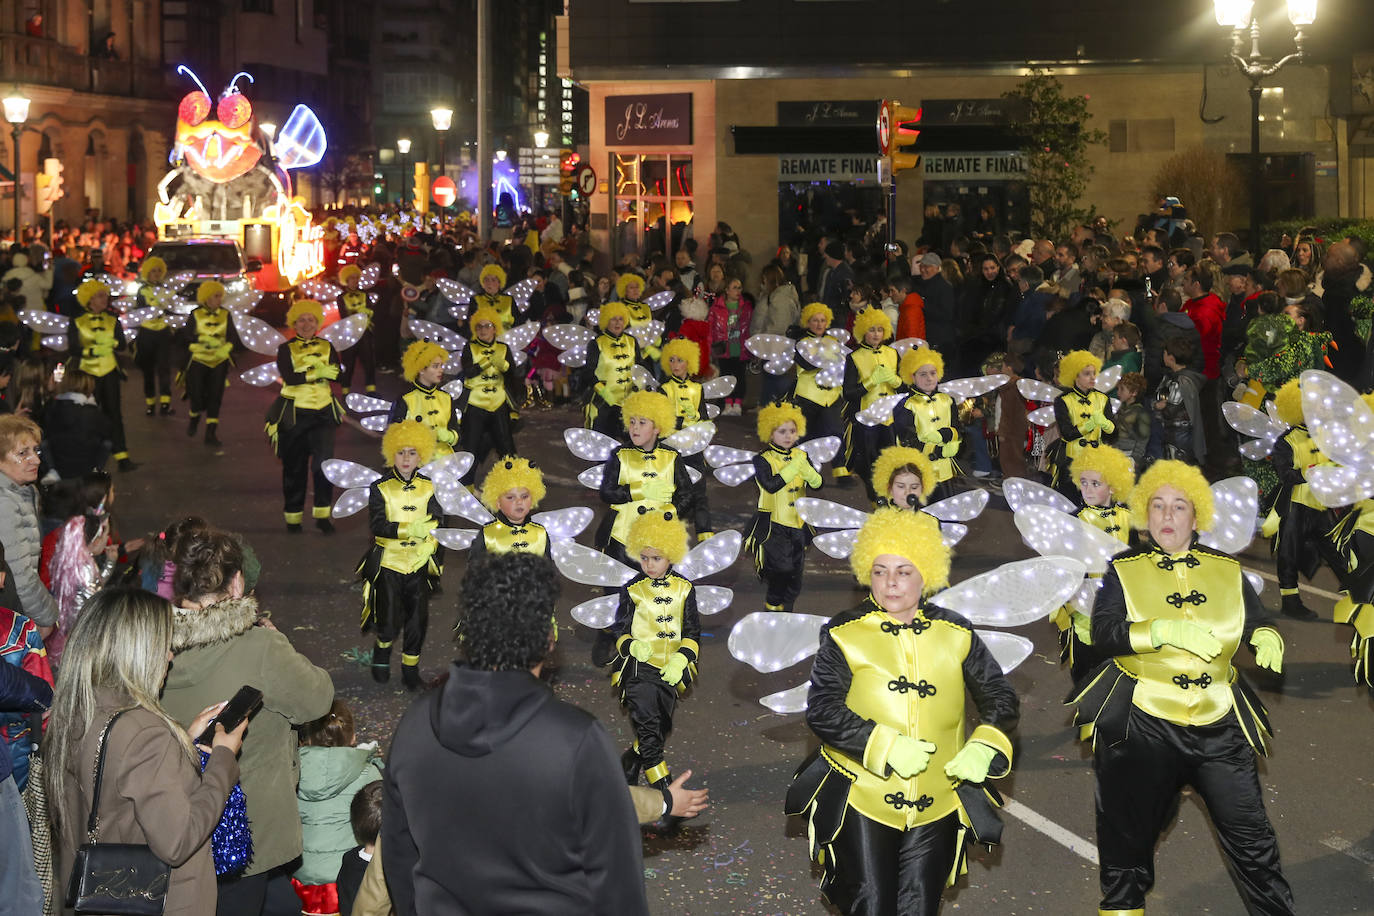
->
xmin=382 ymin=663 xmax=649 ymax=916
xmin=0 ymin=472 xmax=58 ymax=627
xmin=160 ymin=597 xmax=334 ymax=876
xmin=295 ymin=745 xmax=383 ymax=885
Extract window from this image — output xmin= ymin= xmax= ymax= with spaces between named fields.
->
xmin=1108 ymin=118 xmax=1176 ymax=153
xmin=612 ymin=153 xmax=694 ymax=259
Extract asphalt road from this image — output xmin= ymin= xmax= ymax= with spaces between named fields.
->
xmin=103 ymin=364 xmax=1374 ymax=915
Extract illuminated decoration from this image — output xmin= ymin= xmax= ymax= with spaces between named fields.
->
xmin=615 ymin=153 xmax=645 ymax=196
xmin=275 ymin=104 xmax=326 ymax=170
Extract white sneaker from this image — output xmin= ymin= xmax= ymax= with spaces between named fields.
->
xmin=972 ymin=470 xmax=992 ymax=478
xmin=726 ymin=403 xmax=741 ymax=416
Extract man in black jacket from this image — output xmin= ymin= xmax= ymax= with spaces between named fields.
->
xmin=913 ymin=251 xmax=957 ymax=363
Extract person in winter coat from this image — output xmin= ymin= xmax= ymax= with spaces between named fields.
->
xmin=961 ymin=254 xmax=1016 ymax=370
xmin=753 ymin=264 xmax=800 ymax=337
xmin=708 ymin=277 xmax=753 ymax=414
xmin=0 ymin=644 xmax=50 ymax=913
xmin=1316 ymin=242 xmax=1371 ymax=383
xmin=43 ymin=368 xmax=113 ymax=478
xmin=384 ymin=552 xmax=650 ymax=915
xmin=1 ymin=251 xmax=51 ymax=312
xmin=0 ymin=415 xmax=56 ymax=632
xmin=1154 ymin=337 xmax=1207 ymax=465
xmin=160 ymin=528 xmax=335 ymax=915
xmin=1181 ymin=262 xmax=1226 ymax=382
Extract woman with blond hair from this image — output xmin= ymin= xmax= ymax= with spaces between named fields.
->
xmin=0 ymin=414 xmax=56 ymax=634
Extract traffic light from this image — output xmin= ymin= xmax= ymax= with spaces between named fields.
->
xmin=35 ymin=158 xmax=63 ymax=215
xmin=877 ymin=101 xmax=922 ymax=177
xmin=373 ymin=172 xmax=385 ymax=200
xmin=413 ymin=162 xmax=430 ymax=214
xmin=559 ymin=149 xmax=579 ymax=194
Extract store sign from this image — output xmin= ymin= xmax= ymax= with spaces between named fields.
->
xmin=605 ymin=93 xmax=692 ymax=146
xmin=777 ymin=100 xmax=879 ymax=127
xmin=778 ymin=155 xmax=880 ymax=183
xmin=922 ymin=98 xmax=1030 ymax=126
xmin=923 ymin=151 xmax=1027 ymax=181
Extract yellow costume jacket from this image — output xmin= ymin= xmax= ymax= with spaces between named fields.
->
xmin=894 ymin=389 xmax=961 ymax=483
xmin=389 ymin=383 xmax=459 ymax=456
xmin=470 ymin=514 xmax=550 ymax=558
xmin=67 ymin=310 xmax=126 ymax=378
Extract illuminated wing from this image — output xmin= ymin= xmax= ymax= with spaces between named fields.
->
xmin=359 ymin=415 xmax=388 ymax=433
xmin=436 ymin=278 xmax=474 ymax=306
xmin=505 ymin=277 xmax=538 ymax=311
xmin=1095 ymin=365 xmax=1123 ymax=393
xmin=319 ymin=313 xmax=368 ymax=351
xmin=232 ymin=312 xmax=287 ymax=355
xmin=891 ymin=337 xmax=927 ymax=357
xmin=627 ymin=320 xmax=664 ymax=350
xmin=298 ymin=278 xmax=343 ymax=302
xmin=700 ymin=375 xmax=736 ymax=399
xmin=500 ymin=321 xmax=539 ymax=355
xmin=858 ymin=393 xmax=905 ymax=427
xmin=1068 ymin=577 xmax=1103 ymax=615
xmin=585 ymin=308 xmax=599 ymax=329
xmin=826 ymin=328 xmax=851 ymax=345
xmin=551 ymin=540 xmax=636 ymax=587
xmin=630 ymin=365 xmax=659 ymax=391
xmin=797 ymin=497 xmax=869 ymax=531
xmin=1200 ymin=476 xmax=1259 ymax=555
xmin=441 ymin=379 xmax=464 ymax=400
xmin=165 ymin=270 xmax=196 ymax=290
xmin=813 ymin=529 xmax=858 ymax=559
xmin=577 ymin=464 xmax=605 ymax=488
xmin=975 ymin=631 xmax=1035 ymax=674
xmin=1028 ymin=405 xmax=1057 ymax=427
xmin=358 ymin=264 xmax=382 ymax=289
xmin=1013 ymin=506 xmax=1127 ymax=575
xmin=1301 ymin=369 xmax=1374 ymax=470
xmin=331 ymin=488 xmax=370 ymax=519
xmin=20 ymin=309 xmax=70 ymax=335
xmin=406 ymin=318 xmax=466 ymax=352
xmin=796 ymin=336 xmax=846 ymax=387
xmin=321 ymin=459 xmax=383 ymax=489
xmin=705 ymin=403 xmax=720 ymax=419
xmin=434 ymin=476 xmax=494 ymax=525
xmin=1244 ymin=571 xmax=1266 ymax=596
xmin=433 ymin=528 xmax=478 ymax=551
xmin=758 ymin=683 xmax=810 ymax=715
xmin=705 ymin=444 xmax=756 ymax=469
xmin=346 ymin=393 xmax=392 ymax=416
xmin=531 ymin=506 xmax=594 ymax=541
xmin=447 ymin=302 xmax=470 ymax=323
xmin=675 ymin=530 xmax=742 ymax=581
xmin=1222 ymin=401 xmax=1286 ymax=461
xmin=1017 ymin=379 xmax=1060 ymax=403
xmin=745 ymin=333 xmax=795 ymax=367
xmin=118 ymin=306 xmax=159 ymax=331
xmin=729 ymin=611 xmax=828 ymax=674
xmin=239 ymin=362 xmax=282 ymax=386
xmin=942 ymin=373 xmax=1009 ymax=402
xmin=564 ymin=427 xmax=620 ymax=462
xmin=421 ymin=451 xmax=474 ymax=481
xmin=40 ymin=334 xmax=68 ymax=351
xmin=221 ymin=288 xmax=261 ymax=314
xmin=713 ymin=463 xmax=757 ymax=486
xmin=800 ymin=435 xmax=842 ymax=467
xmin=645 ymin=290 xmax=676 ymax=311
xmin=570 ymin=594 xmax=621 ymax=629
xmin=663 ymin=421 xmax=716 ymax=457
xmin=1306 ymin=465 xmax=1374 ymax=508
xmin=928 ymin=556 xmax=1088 ymax=628
xmin=938 ymin=521 xmax=969 ymax=547
xmin=923 ymin=489 xmax=989 ymax=523
xmin=275 ymin=103 xmax=327 ymax=170
xmin=695 ymin=585 xmax=734 ymax=616
xmin=543 ymin=323 xmax=595 ymax=367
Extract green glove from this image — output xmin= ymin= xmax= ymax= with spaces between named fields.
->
xmin=628 ymin=639 xmax=653 ymax=663
xmin=887 ymin=736 xmax=937 ymax=779
xmin=1250 ymin=627 xmax=1284 ymax=673
xmin=944 ymin=741 xmax=998 ymax=783
xmin=640 ymin=478 xmax=674 ymax=504
xmin=919 ymin=427 xmax=945 ymax=446
xmin=1150 ymin=619 xmax=1222 ymax=662
xmin=779 ymin=460 xmax=805 ymax=483
xmin=436 ymin=426 xmax=458 ymax=445
xmin=801 ymin=465 xmax=823 ymax=488
xmin=213 ymin=342 xmax=233 ymax=361
xmin=1097 ymin=416 xmax=1115 ymax=435
xmin=660 ymin=652 xmax=689 ymax=686
xmin=1071 ymin=611 xmax=1093 ymax=646
xmin=91 ymin=343 xmax=114 ymax=358
xmin=1077 ymin=415 xmax=1098 ymax=434
xmin=494 ymin=358 xmax=510 ymax=373
xmin=401 ymin=520 xmax=434 ymax=540
xmin=317 ymin=363 xmax=340 ymax=380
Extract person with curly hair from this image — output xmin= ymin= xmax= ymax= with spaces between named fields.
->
xmin=659 ymin=338 xmax=714 ymax=538
xmin=1071 ymin=460 xmax=1294 ymax=916
xmin=841 ymin=307 xmax=900 ymax=500
xmin=595 ymin=391 xmax=693 ymax=568
xmin=67 ymin=278 xmax=135 ymax=470
xmin=469 ymin=456 xmax=551 ymax=559
xmin=579 ymin=301 xmax=641 ymax=437
xmin=336 ymin=264 xmax=378 ymax=394
xmin=133 ymin=256 xmax=176 ymax=417
xmin=746 ymin=402 xmax=823 ymax=614
xmin=358 ymin=422 xmax=443 ymax=688
xmin=388 ymin=340 xmax=460 ymax=460
xmin=892 ymin=347 xmax=964 ymax=501
xmin=458 ymin=306 xmax=522 ymax=485
xmin=383 ymin=552 xmax=650 ymax=915
xmin=1047 ymin=349 xmax=1116 ymax=498
xmin=870 ymin=444 xmax=936 ymax=511
xmin=789 ymin=303 xmax=846 ymax=460
xmin=472 ymin=263 xmax=520 ymax=330
xmin=179 ymin=280 xmax=241 ymax=447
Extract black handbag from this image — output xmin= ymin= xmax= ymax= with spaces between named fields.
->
xmin=65 ymin=709 xmax=171 ymax=915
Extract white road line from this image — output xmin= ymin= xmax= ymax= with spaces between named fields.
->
xmin=1322 ymin=835 xmax=1374 ymax=870
xmin=1240 ymin=564 xmax=1344 ymax=602
xmin=1002 ymin=799 xmax=1099 ymax=865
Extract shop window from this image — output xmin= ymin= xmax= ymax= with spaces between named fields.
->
xmin=613 ymin=152 xmax=694 ymax=260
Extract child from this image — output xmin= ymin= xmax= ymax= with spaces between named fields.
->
xmin=458 ymin=306 xmax=520 ymax=485
xmin=66 ymin=278 xmax=134 ymax=471
xmin=840 ymin=308 xmax=899 ymax=499
xmin=470 ymin=456 xmax=551 ymax=558
xmin=43 ymin=368 xmax=112 ymax=478
xmin=1153 ymin=337 xmax=1205 ymax=466
xmin=892 ymin=346 xmax=962 ymax=501
xmin=1049 ymin=349 xmax=1115 ymax=498
xmin=674 ymin=298 xmax=712 ymax=390
xmin=617 ymin=272 xmax=653 ymax=328
xmin=473 ymin=263 xmax=519 ymax=330
xmin=789 ymin=303 xmax=845 ymax=460
xmin=660 ymin=338 xmax=713 ymax=539
xmin=292 ymin=700 xmax=383 ymax=916
xmin=40 ymin=472 xmax=119 ymax=666
xmin=746 ymin=402 xmax=823 ymax=613
xmin=337 ymin=264 xmax=377 ymax=394
xmin=180 ymin=280 xmax=240 ymax=446
xmin=137 ymin=515 xmax=211 ymax=601
xmin=359 ymin=421 xmax=442 ymax=688
xmin=266 ymin=299 xmax=343 ymax=532
xmin=389 ymin=340 xmax=460 ymax=459
xmin=708 ymin=276 xmax=751 ymax=414
xmin=133 ymin=256 xmax=174 ymax=416
xmin=993 ymin=352 xmax=1031 ymax=480
xmin=870 ymin=445 xmax=936 ymax=510
xmin=580 ymin=301 xmax=640 ymax=437
xmin=1104 ymin=321 xmax=1142 ymax=380
xmin=611 ymin=509 xmax=700 ymax=834
xmin=1112 ymin=371 xmax=1152 ymax=470
xmin=0 ymin=542 xmax=54 ymax=791
xmin=337 ymin=781 xmax=385 ymax=916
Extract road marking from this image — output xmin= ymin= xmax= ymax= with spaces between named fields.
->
xmin=1002 ymin=799 xmax=1099 ymax=865
xmin=1322 ymin=835 xmax=1374 ymax=871
xmin=1240 ymin=564 xmax=1344 ymax=602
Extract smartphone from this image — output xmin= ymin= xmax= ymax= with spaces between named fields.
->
xmin=196 ymin=685 xmax=263 ymax=746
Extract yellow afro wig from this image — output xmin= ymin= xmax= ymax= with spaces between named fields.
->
xmin=1273 ymin=379 xmax=1304 ymax=428
xmin=286 ymin=299 xmax=325 ymax=326
xmin=899 ymin=346 xmax=944 ymax=384
xmin=626 ymin=508 xmax=689 ymax=565
xmin=622 ymin=390 xmax=676 ymax=436
xmin=1070 ymin=444 xmax=1136 ymax=499
xmin=196 ymin=280 xmax=226 ymax=305
xmin=381 ymin=420 xmax=437 ymax=467
xmin=139 ymin=257 xmax=166 ymax=281
xmin=616 ymin=272 xmax=646 ymax=300
xmin=469 ymin=305 xmax=503 ymax=334
xmin=800 ymin=302 xmax=833 ymax=328
xmin=850 ymin=507 xmax=950 ymax=594
xmin=757 ymin=401 xmax=806 ymax=442
xmin=1129 ymin=459 xmax=1215 ymax=533
xmin=76 ymin=279 xmax=109 ymax=308
xmin=853 ymin=307 xmax=892 ymax=343
xmin=479 ymin=263 xmax=507 ymax=287
xmin=598 ymin=301 xmax=632 ymax=331
xmin=660 ymin=337 xmax=701 ymax=377
xmin=871 ymin=446 xmax=937 ymax=504
xmin=401 ymin=340 xmax=450 ymax=383
xmin=338 ymin=265 xmax=362 ymax=287
xmin=479 ymin=456 xmax=546 ymax=513
xmin=1058 ymin=350 xmax=1103 ymax=388
xmin=1362 ymin=393 xmax=1374 ymax=414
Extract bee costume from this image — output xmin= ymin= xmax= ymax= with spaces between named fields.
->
xmin=67 ymin=278 xmax=135 ymax=469
xmin=892 ymin=347 xmax=962 ymax=501
xmin=470 ymin=457 xmax=551 ymax=559
xmin=789 ymin=303 xmax=845 ymax=449
xmin=746 ymin=402 xmax=822 ymax=613
xmin=660 ymin=337 xmax=713 ymax=537
xmin=457 ymin=305 xmax=521 ymax=484
xmin=180 ymin=280 xmax=241 ymax=446
xmin=580 ymin=301 xmax=640 ymax=437
xmin=336 ymin=264 xmax=377 ymax=393
xmin=389 ymin=340 xmax=460 ymax=459
xmin=841 ymin=308 xmax=900 ymax=500
xmin=133 ymin=257 xmax=175 ymax=415
xmin=617 ymin=273 xmax=660 ymax=367
xmin=473 ymin=263 xmax=520 ymax=330
xmin=1333 ymin=393 xmax=1374 ymax=692
xmin=1049 ymin=350 xmax=1116 ymax=499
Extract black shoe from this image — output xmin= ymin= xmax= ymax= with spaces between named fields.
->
xmin=286 ymin=522 xmax=303 ymax=534
xmin=316 ymin=517 xmax=335 ymax=535
xmin=187 ymin=415 xmax=200 ymax=436
xmin=204 ymin=426 xmax=221 ymax=446
xmin=401 ymin=664 xmax=422 ymax=691
xmin=1281 ymin=593 xmax=1319 ymax=621
xmin=145 ymin=404 xmax=155 ymax=416
xmin=117 ymin=458 xmax=138 ymax=472
xmin=161 ymin=402 xmax=174 ymax=416
xmin=591 ymin=629 xmax=618 ymax=667
xmin=621 ymin=748 xmax=642 ymax=785
xmin=648 ymin=776 xmax=684 ymax=835
xmin=371 ymin=644 xmax=391 ymax=683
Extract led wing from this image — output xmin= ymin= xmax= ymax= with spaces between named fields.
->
xmin=922 ymin=489 xmax=989 ymax=523
xmin=1200 ymin=476 xmax=1259 ymax=555
xmin=543 ymin=323 xmax=595 ymax=367
xmin=319 ymin=313 xmax=369 ymax=352
xmin=221 ymin=288 xmax=262 ymax=314
xmin=713 ymin=463 xmax=756 ymax=486
xmin=275 ymin=103 xmax=327 ymax=170
xmin=406 ymin=318 xmax=466 ymax=353
xmin=358 ymin=264 xmax=382 ymax=290
xmin=800 ymin=436 xmax=842 ymax=467
xmin=942 ymin=374 xmax=1009 ymax=402
xmin=551 ymin=540 xmax=636 ymax=587
xmin=570 ymin=594 xmax=621 ymax=629
xmin=627 ymin=320 xmax=664 ymax=350
xmin=826 ymin=328 xmax=851 ymax=345
xmin=1301 ymin=369 xmax=1374 ymax=470
xmin=1028 ymin=405 xmax=1056 ymax=427
xmin=745 ymin=333 xmax=795 ymax=364
xmin=298 ymin=278 xmax=343 ymax=302
xmin=322 ymin=459 xmax=383 ymax=489
xmin=630 ymin=365 xmax=659 ymax=391
xmin=434 ymin=475 xmax=495 ymax=525
xmin=421 ymin=451 xmax=474 ymax=482
xmin=232 ymin=312 xmax=287 ymax=356
xmin=812 ymin=529 xmax=858 ymax=559
xmin=1014 ymin=505 xmax=1128 ymax=575
xmin=938 ymin=521 xmax=969 ymax=547
xmin=577 ymin=464 xmax=605 ymax=488
xmin=701 ymin=375 xmax=736 ymax=400
xmin=531 ymin=506 xmax=594 ymax=541
xmin=728 ymin=611 xmax=828 ymax=674
xmin=796 ymin=497 xmax=869 ymax=531
xmin=1002 ymin=477 xmax=1077 ymax=515
xmin=119 ymin=306 xmax=160 ymax=330
xmin=1095 ymin=365 xmax=1123 ymax=393
xmin=564 ymin=427 xmax=620 ymax=462
xmin=500 ymin=321 xmax=539 ymax=357
xmin=240 ymin=362 xmax=282 ymax=386
xmin=359 ymin=415 xmax=388 ymax=433
xmin=857 ymin=393 xmax=905 ymax=427
xmin=662 ymin=421 xmax=716 ymax=457
xmin=1017 ymin=378 xmax=1060 ymax=403
xmin=1222 ymin=401 xmax=1286 ymax=461
xmin=927 ymin=556 xmax=1088 ymax=628
xmin=975 ymin=630 xmax=1035 ymax=674
xmin=705 ymin=444 xmax=756 ymax=469
xmin=505 ymin=277 xmax=538 ymax=311
xmin=20 ymin=310 xmax=70 ymax=335
xmin=346 ymin=393 xmax=392 ymax=416
xmin=437 ymin=278 xmax=474 ymax=306
xmin=760 ymin=683 xmax=812 ymax=715
xmin=331 ymin=487 xmax=370 ymax=519
xmin=645 ymin=290 xmax=676 ymax=311
xmin=891 ymin=337 xmax=927 ymax=357
xmin=1306 ymin=465 xmax=1374 ymax=508
xmin=695 ymin=585 xmax=734 ymax=616
xmin=433 ymin=528 xmax=478 ymax=551
xmin=675 ymin=530 xmax=742 ymax=581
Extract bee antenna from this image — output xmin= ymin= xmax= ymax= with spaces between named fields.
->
xmin=224 ymin=71 xmax=255 ymax=96
xmin=175 ymin=64 xmax=210 ymax=98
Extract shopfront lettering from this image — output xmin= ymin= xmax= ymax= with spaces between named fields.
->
xmin=777 ymin=156 xmax=879 ymax=183
xmin=605 ymin=93 xmax=693 ymax=146
xmin=923 ymin=151 xmax=1027 ymax=181
xmin=777 ymin=100 xmax=879 ymax=127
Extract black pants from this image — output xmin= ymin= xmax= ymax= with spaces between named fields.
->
xmin=685 ymin=452 xmax=712 ymax=534
xmin=719 ymin=355 xmax=747 ymax=403
xmin=186 ymin=360 xmax=229 ymax=420
xmin=753 ymin=522 xmax=807 ymax=609
xmin=339 ymin=330 xmax=376 ymax=391
xmin=371 ymin=566 xmax=430 ymax=661
xmin=216 ymin=864 xmax=301 ymax=916
xmin=134 ymin=328 xmax=172 ymax=402
xmin=586 ymin=395 xmax=623 ymax=440
xmin=824 ymin=810 xmax=960 ymax=916
xmin=621 ymin=665 xmax=677 ymax=779
xmin=279 ymin=410 xmax=336 ymax=520
xmin=845 ymin=418 xmax=895 ymax=501
xmin=91 ymin=370 xmax=128 ymax=459
xmin=796 ymin=396 xmax=843 ymax=444
xmin=458 ymin=404 xmax=515 ymax=484
xmin=1094 ymin=708 xmax=1295 ymax=914
xmin=1274 ymin=501 xmax=1342 ymax=591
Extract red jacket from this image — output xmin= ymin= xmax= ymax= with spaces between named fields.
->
xmin=1184 ymin=292 xmax=1225 ymax=379
xmin=708 ymin=295 xmax=754 ymax=354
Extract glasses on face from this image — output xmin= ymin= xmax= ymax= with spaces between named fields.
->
xmin=9 ymin=446 xmax=40 ymax=461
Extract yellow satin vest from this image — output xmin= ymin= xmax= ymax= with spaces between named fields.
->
xmin=756 ymin=446 xmax=807 ymax=529
xmin=661 ymin=376 xmax=702 ymax=427
xmin=400 ymin=385 xmax=455 ymax=457
xmin=593 ymin=333 xmax=636 ymax=407
xmin=188 ymin=308 xmax=232 ymax=367
xmin=1077 ymin=504 xmax=1131 ymax=544
xmin=902 ymin=390 xmax=959 ymax=483
xmin=610 ymin=445 xmax=680 ymax=543
xmin=467 ymin=340 xmax=511 ymax=412
xmin=795 ymin=333 xmax=842 ymax=407
xmin=474 ymin=292 xmax=517 ymax=330
xmin=851 ymin=345 xmax=899 ymax=410
xmin=617 ymin=573 xmax=699 ymax=668
xmin=480 ymin=518 xmax=549 ymax=556
xmin=342 ymin=289 xmax=372 ymax=329
xmin=622 ymin=298 xmax=653 ymax=327
xmin=1281 ymin=426 xmax=1331 ymax=511
xmin=74 ymin=312 xmax=120 ymax=377
xmin=1059 ymin=387 xmax=1114 ymax=461
xmin=281 ymin=337 xmax=337 ymax=411
xmin=374 ymin=473 xmax=438 ymax=575
xmin=1113 ymin=548 xmax=1247 ymax=727
xmin=823 ymin=607 xmax=1009 ymax=831
xmin=137 ymin=286 xmax=167 ymax=331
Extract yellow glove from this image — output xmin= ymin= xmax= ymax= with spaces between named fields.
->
xmin=1077 ymin=415 xmax=1099 ymax=435
xmin=628 ymin=639 xmax=653 ymax=663
xmin=887 ymin=736 xmax=937 ymax=779
xmin=213 ymin=342 xmax=233 ymax=361
xmin=436 ymin=427 xmax=458 ymax=445
xmin=1071 ymin=611 xmax=1093 ymax=646
xmin=801 ymin=464 xmax=823 ymax=488
xmin=640 ymin=478 xmax=675 ymax=504
xmin=1250 ymin=627 xmax=1284 ymax=673
xmin=1150 ymin=619 xmax=1222 ymax=662
xmin=307 ymin=363 xmax=341 ymax=381
xmin=944 ymin=741 xmax=998 ymax=783
xmin=919 ymin=427 xmax=945 ymax=446
xmin=90 ymin=343 xmax=114 ymax=358
xmin=778 ymin=460 xmax=805 ymax=483
xmin=660 ymin=653 xmax=689 ymax=686
xmin=401 ymin=520 xmax=435 ymax=540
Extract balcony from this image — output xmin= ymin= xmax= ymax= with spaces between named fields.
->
xmin=0 ymin=34 xmax=166 ymax=98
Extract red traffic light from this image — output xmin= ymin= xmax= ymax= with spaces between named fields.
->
xmin=560 ymin=151 xmax=581 ymax=172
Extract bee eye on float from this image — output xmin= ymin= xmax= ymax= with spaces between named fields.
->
xmin=217 ymin=93 xmax=252 ymax=129
xmin=179 ymin=91 xmax=211 ymax=125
